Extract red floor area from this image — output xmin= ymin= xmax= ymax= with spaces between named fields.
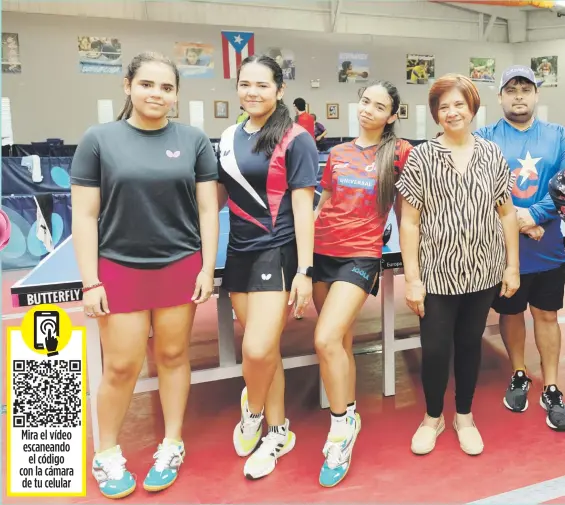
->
xmin=2 ymin=269 xmax=565 ymax=503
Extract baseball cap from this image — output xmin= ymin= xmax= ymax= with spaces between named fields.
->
xmin=499 ymin=65 xmax=538 ymax=92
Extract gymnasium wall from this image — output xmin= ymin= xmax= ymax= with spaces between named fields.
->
xmin=0 ymin=11 xmax=519 ymax=143
xmin=513 ymin=39 xmax=565 ymax=122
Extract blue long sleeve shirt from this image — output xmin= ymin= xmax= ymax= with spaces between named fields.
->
xmin=475 ymin=118 xmax=565 ymax=274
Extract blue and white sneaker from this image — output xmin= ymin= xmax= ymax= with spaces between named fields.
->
xmin=143 ymin=438 xmax=185 ymax=492
xmin=319 ymin=413 xmax=360 ymax=488
xmin=322 ymin=412 xmax=361 ymax=457
xmin=92 ymin=445 xmax=136 ymax=499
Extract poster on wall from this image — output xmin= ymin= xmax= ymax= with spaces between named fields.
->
xmin=221 ymin=31 xmax=255 ymax=79
xmin=531 ymin=56 xmax=558 ymax=87
xmin=174 ymin=42 xmax=214 ymax=78
xmin=78 ymin=36 xmax=122 ymax=74
xmin=2 ymin=33 xmax=21 ymax=74
xmin=406 ymin=54 xmax=435 ymax=84
xmin=338 ymin=53 xmax=369 ymax=83
xmin=469 ymin=57 xmax=496 ymax=83
xmin=266 ymin=47 xmax=295 ymax=80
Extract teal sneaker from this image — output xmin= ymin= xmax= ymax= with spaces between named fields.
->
xmin=319 ymin=413 xmax=360 ymax=488
xmin=91 ymin=445 xmax=136 ymax=499
xmin=143 ymin=438 xmax=185 ymax=492
xmin=322 ymin=412 xmax=361 ymax=456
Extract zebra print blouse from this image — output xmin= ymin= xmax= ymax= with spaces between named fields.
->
xmin=395 ymin=137 xmax=515 ymax=296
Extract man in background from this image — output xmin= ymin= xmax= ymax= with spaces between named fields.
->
xmin=311 ymin=113 xmax=328 ymax=151
xmin=475 ymin=65 xmax=565 ymax=432
xmin=293 ymin=98 xmax=315 ymax=139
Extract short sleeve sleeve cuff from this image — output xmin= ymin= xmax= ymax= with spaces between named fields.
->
xmin=286 ymin=132 xmax=319 ymax=190
xmin=394 ymin=149 xmax=424 ymax=211
xmin=395 ymin=178 xmax=423 ymax=211
xmin=69 ymin=176 xmax=101 ymax=187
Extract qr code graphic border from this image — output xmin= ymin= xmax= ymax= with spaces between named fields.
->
xmin=11 ymin=359 xmax=83 ymax=429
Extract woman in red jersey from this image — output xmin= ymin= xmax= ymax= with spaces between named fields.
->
xmin=312 ymin=81 xmax=412 ymax=488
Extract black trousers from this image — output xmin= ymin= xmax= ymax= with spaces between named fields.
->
xmin=419 ymin=286 xmax=497 ymax=418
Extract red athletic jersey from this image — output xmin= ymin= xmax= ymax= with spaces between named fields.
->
xmin=296 ymin=112 xmax=315 ymax=139
xmin=314 ymin=139 xmax=412 ymax=258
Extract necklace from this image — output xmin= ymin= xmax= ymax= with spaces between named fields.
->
xmin=243 ymin=118 xmax=262 ymax=139
xmin=243 ymin=127 xmax=261 ymax=140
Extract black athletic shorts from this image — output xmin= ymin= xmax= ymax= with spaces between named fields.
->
xmin=222 ymin=241 xmax=298 ymax=293
xmin=492 ymin=264 xmax=565 ymax=315
xmin=313 ymin=253 xmax=381 ymax=296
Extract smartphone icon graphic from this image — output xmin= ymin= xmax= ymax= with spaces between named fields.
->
xmin=34 ymin=311 xmax=60 ymax=350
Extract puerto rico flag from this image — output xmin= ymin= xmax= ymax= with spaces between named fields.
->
xmin=221 ymin=31 xmax=255 ymax=79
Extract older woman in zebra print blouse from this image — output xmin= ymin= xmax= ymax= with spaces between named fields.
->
xmin=396 ymin=74 xmax=520 ymax=458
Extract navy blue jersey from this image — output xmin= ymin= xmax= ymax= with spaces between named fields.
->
xmin=218 ymin=122 xmax=318 ymax=253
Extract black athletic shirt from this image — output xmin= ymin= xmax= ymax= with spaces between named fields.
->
xmin=70 ymin=119 xmax=218 ymax=268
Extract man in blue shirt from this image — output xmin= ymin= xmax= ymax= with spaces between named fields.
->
xmin=476 ymin=65 xmax=565 ymax=431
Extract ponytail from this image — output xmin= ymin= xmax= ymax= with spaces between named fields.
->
xmin=375 ymin=123 xmax=398 ymax=215
xmin=252 ymin=99 xmax=293 ymax=159
xmin=359 ymin=80 xmax=402 ymax=215
xmin=117 ymin=95 xmax=133 ymax=120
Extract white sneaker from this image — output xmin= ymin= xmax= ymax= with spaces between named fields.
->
xmin=233 ymin=386 xmax=264 ymax=457
xmin=243 ymin=419 xmax=296 ymax=480
xmin=91 ymin=445 xmax=136 ymax=499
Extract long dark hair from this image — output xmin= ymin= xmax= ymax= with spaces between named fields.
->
xmin=236 ymin=54 xmax=293 ymax=158
xmin=117 ymin=51 xmax=180 ymax=121
xmin=358 ymin=81 xmax=401 ymax=215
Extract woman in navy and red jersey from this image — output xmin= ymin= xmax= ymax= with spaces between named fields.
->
xmin=312 ymin=81 xmax=412 ymax=488
xmin=217 ymin=54 xmax=318 ymax=481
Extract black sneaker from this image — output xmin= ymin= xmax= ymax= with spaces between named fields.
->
xmin=540 ymin=385 xmax=565 ymax=431
xmin=503 ymin=370 xmax=532 ymax=412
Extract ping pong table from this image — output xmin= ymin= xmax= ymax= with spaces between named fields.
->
xmin=11 ymin=206 xmax=421 ymax=450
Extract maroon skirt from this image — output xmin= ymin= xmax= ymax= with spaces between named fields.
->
xmin=98 ymin=252 xmax=202 ymax=314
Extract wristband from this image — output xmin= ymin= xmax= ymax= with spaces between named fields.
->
xmin=82 ymin=282 xmax=103 ymax=293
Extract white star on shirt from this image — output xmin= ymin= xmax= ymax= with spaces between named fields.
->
xmin=516 ymin=151 xmax=542 ymax=185
xmin=233 ymin=34 xmax=243 ymax=44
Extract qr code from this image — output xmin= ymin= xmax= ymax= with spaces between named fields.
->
xmin=12 ymin=360 xmax=82 ymax=428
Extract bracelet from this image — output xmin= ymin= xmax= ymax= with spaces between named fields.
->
xmin=200 ymin=269 xmax=213 ymax=278
xmin=82 ymin=282 xmax=103 ymax=293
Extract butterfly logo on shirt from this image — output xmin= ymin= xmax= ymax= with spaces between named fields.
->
xmin=166 ymin=150 xmax=181 ymax=158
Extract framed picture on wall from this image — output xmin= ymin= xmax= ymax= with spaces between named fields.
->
xmin=167 ymin=101 xmax=179 ymax=119
xmin=398 ymin=103 xmax=408 ymax=119
xmin=327 ymin=103 xmax=339 ymax=119
xmin=214 ymin=100 xmax=229 ymax=119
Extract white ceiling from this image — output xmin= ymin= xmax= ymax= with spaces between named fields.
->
xmin=2 ymin=0 xmax=564 ymax=43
